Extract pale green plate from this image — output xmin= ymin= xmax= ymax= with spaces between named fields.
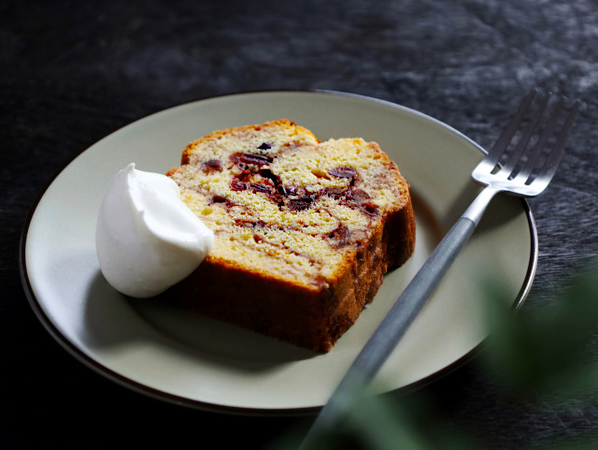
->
xmin=21 ymin=91 xmax=536 ymax=414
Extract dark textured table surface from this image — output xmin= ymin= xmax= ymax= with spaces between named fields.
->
xmin=2 ymin=1 xmax=598 ymax=449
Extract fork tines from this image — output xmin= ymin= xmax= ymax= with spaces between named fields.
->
xmin=488 ymin=88 xmax=581 ymax=185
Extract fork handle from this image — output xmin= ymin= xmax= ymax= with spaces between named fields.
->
xmin=302 ymin=186 xmax=500 ymax=446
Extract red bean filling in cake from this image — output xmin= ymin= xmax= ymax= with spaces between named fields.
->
xmin=168 ymin=119 xmax=412 ymax=291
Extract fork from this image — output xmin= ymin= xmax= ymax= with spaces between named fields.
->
xmin=301 ymin=88 xmax=581 ymax=447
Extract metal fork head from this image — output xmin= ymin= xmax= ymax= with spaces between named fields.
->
xmin=472 ymin=88 xmax=581 ymax=197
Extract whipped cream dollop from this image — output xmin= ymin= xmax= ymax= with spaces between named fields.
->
xmin=96 ymin=163 xmax=214 ymax=298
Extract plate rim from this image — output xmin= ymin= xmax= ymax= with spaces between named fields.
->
xmin=18 ymin=89 xmax=538 ymax=416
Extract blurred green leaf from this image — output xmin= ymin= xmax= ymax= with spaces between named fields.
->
xmin=270 ymin=386 xmax=476 ymax=450
xmin=482 ymin=267 xmax=598 ymax=396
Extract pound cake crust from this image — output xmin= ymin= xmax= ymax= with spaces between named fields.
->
xmin=164 ymin=119 xmax=415 ymax=352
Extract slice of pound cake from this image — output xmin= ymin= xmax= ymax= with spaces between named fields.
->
xmin=165 ymin=119 xmax=415 ymax=352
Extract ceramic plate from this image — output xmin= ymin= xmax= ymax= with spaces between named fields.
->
xmin=20 ymin=91 xmax=536 ymax=414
